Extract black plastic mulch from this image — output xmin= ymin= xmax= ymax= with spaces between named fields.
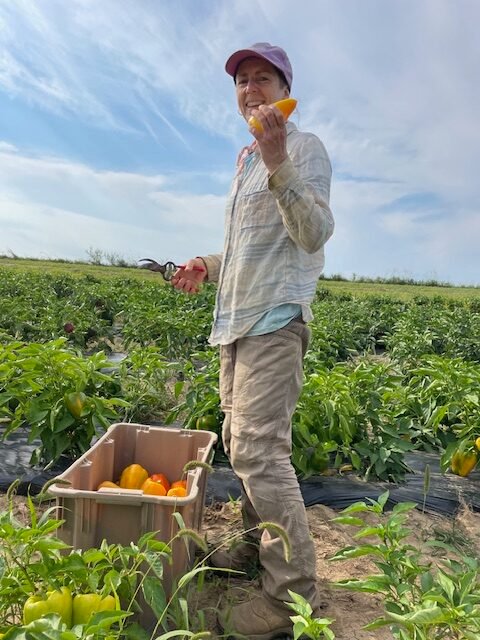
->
xmin=1 ymin=426 xmax=479 ymax=516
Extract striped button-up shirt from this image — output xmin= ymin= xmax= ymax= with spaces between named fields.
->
xmin=202 ymin=122 xmax=334 ymax=346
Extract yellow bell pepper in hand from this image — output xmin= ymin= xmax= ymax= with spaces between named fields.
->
xmin=248 ymin=98 xmax=297 ymax=132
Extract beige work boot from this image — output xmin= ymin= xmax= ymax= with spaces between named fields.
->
xmin=217 ymin=594 xmax=293 ymax=640
xmin=209 ymin=538 xmax=260 ymax=573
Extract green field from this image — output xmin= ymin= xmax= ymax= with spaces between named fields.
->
xmin=1 ymin=257 xmax=478 ymax=300
xmin=1 ymin=256 xmax=480 ymax=636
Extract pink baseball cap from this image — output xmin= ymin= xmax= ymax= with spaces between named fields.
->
xmin=225 ymin=42 xmax=293 ymax=90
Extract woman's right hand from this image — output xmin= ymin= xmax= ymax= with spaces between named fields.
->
xmin=170 ymin=258 xmax=207 ymax=294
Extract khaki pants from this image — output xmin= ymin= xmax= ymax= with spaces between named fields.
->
xmin=220 ymin=318 xmax=319 ymax=609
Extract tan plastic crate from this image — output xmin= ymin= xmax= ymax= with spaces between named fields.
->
xmin=49 ymin=422 xmax=217 ymax=626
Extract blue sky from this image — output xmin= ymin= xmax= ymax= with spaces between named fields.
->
xmin=1 ymin=0 xmax=479 ymax=285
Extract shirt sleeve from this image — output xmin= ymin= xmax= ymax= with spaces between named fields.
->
xmin=268 ymin=133 xmax=334 ymax=254
xmin=199 ymin=253 xmax=223 ymax=283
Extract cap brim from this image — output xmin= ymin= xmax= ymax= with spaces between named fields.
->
xmin=225 ymin=49 xmax=265 ymax=77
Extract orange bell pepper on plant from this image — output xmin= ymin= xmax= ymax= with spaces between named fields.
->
xmin=119 ymin=464 xmax=149 ymax=489
xmin=248 ymin=98 xmax=297 ymax=132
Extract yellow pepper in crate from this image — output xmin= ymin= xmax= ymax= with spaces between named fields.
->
xmin=119 ymin=464 xmax=149 ymax=489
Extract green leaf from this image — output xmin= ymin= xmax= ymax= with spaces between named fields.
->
xmin=174 ymin=381 xmax=184 ymax=399
xmin=173 ymin=511 xmax=186 ymax=530
xmin=142 ymin=575 xmax=167 ymax=618
xmin=152 ymin=631 xmax=197 ymax=639
xmin=420 ymin=571 xmax=434 ymax=593
xmin=292 ymin=619 xmax=308 ymax=640
xmin=377 ymin=491 xmax=390 ymax=511
xmin=364 ymin=617 xmax=394 ymax=630
xmin=330 ymin=516 xmax=364 ymax=526
xmin=176 ymin=565 xmax=213 ymax=590
xmin=335 ymin=576 xmax=390 ymax=592
xmin=436 ymin=570 xmax=456 ymax=602
xmin=391 ymin=502 xmax=417 ymax=515
xmin=330 ymin=544 xmax=384 ymax=560
xmin=338 ymin=501 xmax=368 ymax=514
xmin=354 ymin=526 xmax=383 ymax=539
xmin=387 ymin=606 xmax=447 ymax=625
xmin=123 ymin=622 xmax=152 ymax=640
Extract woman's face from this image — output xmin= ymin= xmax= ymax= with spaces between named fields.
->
xmin=235 ymin=57 xmax=289 ymax=121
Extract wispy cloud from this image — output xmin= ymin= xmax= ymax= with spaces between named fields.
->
xmin=0 ymin=144 xmax=225 ymax=260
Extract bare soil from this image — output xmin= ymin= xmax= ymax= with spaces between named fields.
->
xmin=197 ymin=500 xmax=480 ymax=640
xmin=2 ymin=494 xmax=479 ymax=640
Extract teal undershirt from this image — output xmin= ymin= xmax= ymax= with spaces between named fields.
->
xmin=245 ymin=304 xmax=302 ymax=336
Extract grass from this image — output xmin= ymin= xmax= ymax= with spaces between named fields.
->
xmin=319 ymin=278 xmax=480 ymax=301
xmin=0 ymin=257 xmax=162 ymax=283
xmin=0 ymin=257 xmax=479 ymax=300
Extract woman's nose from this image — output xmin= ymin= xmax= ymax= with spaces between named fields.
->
xmin=245 ymin=78 xmax=259 ymax=92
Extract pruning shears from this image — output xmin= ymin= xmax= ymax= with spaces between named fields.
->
xmin=138 ymin=258 xmax=205 ymax=282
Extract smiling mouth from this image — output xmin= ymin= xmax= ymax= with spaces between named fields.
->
xmin=245 ymin=103 xmax=264 ymax=116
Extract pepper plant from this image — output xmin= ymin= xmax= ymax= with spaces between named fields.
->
xmin=0 ymin=483 xmax=212 ymax=639
xmin=293 ymin=359 xmax=414 ymax=481
xmin=330 ymin=492 xmax=480 ymax=639
xmin=166 ymin=348 xmax=223 ymax=437
xmin=0 ymin=340 xmax=129 ymax=467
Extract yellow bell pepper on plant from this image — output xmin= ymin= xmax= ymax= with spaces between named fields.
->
xmin=475 ymin=436 xmax=480 ymax=452
xmin=65 ymin=391 xmax=87 ymax=420
xmin=450 ymin=446 xmax=478 ymax=477
xmin=23 ymin=586 xmax=73 ymax=626
xmin=72 ymin=593 xmax=116 ymax=625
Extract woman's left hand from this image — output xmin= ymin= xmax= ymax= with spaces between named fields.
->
xmin=249 ymin=104 xmax=288 ymax=174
